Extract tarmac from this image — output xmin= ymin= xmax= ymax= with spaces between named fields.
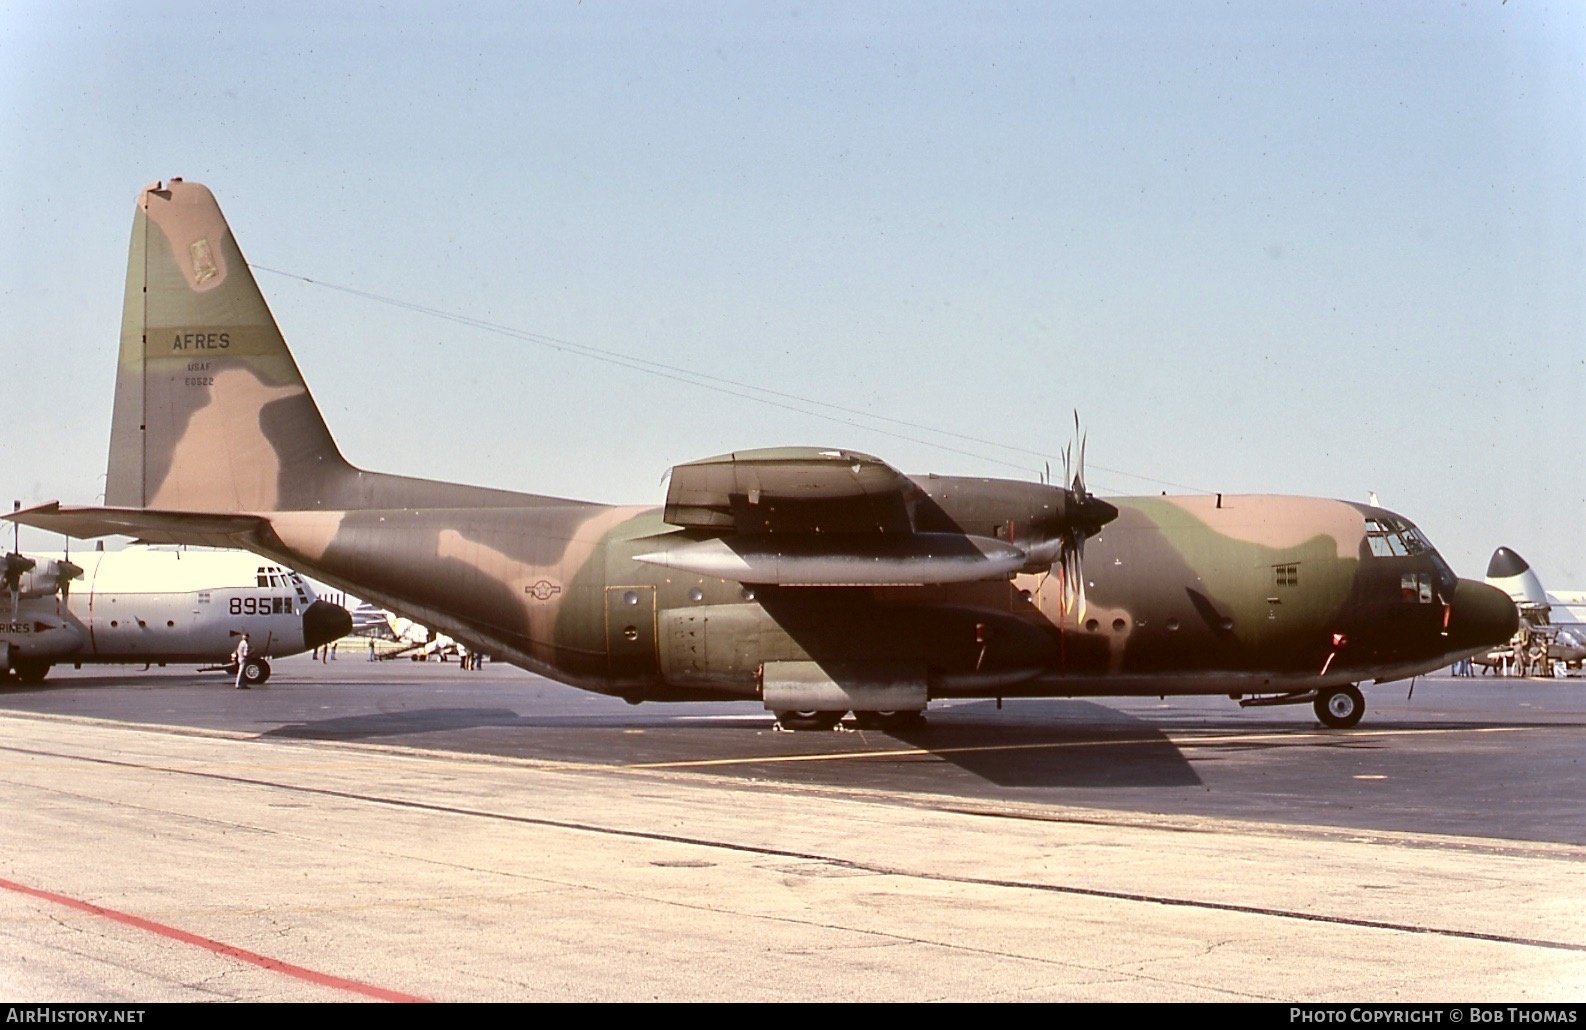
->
xmin=0 ymin=658 xmax=1581 ymax=1001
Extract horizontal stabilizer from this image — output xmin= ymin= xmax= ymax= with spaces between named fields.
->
xmin=634 ymin=532 xmax=1026 ymax=586
xmin=8 ymin=502 xmax=268 ymax=548
xmin=664 ymin=447 xmax=916 ymax=534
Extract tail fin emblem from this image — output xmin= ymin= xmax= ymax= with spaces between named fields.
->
xmin=189 ymin=238 xmax=218 ymax=284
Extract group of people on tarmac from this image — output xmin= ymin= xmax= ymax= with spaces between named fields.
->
xmin=232 ymin=632 xmax=484 ymax=688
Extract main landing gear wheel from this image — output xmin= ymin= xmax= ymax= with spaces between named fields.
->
xmin=1314 ymin=684 xmax=1364 ymax=729
xmin=774 ymin=710 xmax=846 ymax=731
xmin=241 ymin=657 xmax=272 ymax=686
xmin=12 ymin=660 xmax=51 ymax=684
xmin=852 ymin=710 xmax=927 ymax=731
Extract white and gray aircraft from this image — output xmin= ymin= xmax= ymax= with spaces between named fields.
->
xmin=1483 ymin=547 xmax=1586 ymax=670
xmin=1 ymin=546 xmax=352 ymax=685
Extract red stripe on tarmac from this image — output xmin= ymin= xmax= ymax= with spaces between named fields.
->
xmin=0 ymin=877 xmax=428 ymax=1002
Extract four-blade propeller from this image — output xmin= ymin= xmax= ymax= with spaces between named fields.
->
xmin=1055 ymin=412 xmax=1115 ymax=620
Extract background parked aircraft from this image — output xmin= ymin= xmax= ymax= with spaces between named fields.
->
xmin=378 ymin=612 xmax=462 ymax=662
xmin=1 ymin=546 xmax=351 ymax=685
xmin=1479 ymin=547 xmax=1585 ymax=675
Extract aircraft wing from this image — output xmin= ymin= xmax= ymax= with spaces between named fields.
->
xmin=8 ymin=502 xmax=269 ymax=549
xmin=645 ymin=448 xmax=1026 ymax=586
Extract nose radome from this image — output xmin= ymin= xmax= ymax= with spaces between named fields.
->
xmin=1448 ymin=579 xmax=1519 ymax=650
xmin=303 ymin=599 xmax=353 ymax=650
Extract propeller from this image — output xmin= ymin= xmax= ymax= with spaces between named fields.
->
xmin=53 ymin=560 xmax=83 ymax=601
xmin=1055 ymin=413 xmax=1116 ymax=621
xmin=0 ymin=554 xmax=82 ymax=605
xmin=4 ymin=552 xmax=34 ymax=621
xmin=3 ymin=553 xmax=35 ymax=595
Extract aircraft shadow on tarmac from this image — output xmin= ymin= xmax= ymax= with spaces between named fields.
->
xmin=264 ymin=707 xmax=536 ymax=740
xmin=0 ymin=673 xmax=222 ymax=693
xmin=263 ymin=699 xmax=1208 ymax=790
xmin=850 ymin=700 xmax=1204 ymax=789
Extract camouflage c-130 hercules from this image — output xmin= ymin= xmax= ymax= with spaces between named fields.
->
xmin=12 ymin=179 xmax=1517 ymax=730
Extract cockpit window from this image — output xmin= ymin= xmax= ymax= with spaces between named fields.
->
xmin=1401 ymin=572 xmax=1435 ymax=604
xmin=1366 ymin=517 xmax=1433 ymax=558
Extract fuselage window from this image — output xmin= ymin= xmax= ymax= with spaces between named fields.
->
xmin=1274 ymin=563 xmax=1299 ymax=587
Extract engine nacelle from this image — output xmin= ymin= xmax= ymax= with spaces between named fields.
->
xmin=0 ymin=613 xmax=85 ymax=661
xmin=16 ymin=558 xmax=84 ymax=599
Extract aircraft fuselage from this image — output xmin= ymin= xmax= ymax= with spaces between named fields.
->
xmin=258 ymin=487 xmax=1510 ymax=704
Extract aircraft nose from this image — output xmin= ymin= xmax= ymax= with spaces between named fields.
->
xmin=302 ymin=599 xmax=353 ymax=650
xmin=1447 ymin=578 xmax=1519 ymax=651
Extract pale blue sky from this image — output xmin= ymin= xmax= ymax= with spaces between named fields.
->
xmin=2 ymin=2 xmax=1582 ymax=585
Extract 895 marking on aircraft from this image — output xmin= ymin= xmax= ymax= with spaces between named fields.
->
xmin=12 ymin=180 xmax=1517 ymax=729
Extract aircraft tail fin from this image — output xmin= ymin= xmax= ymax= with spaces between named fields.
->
xmin=106 ymin=179 xmax=354 ymax=512
xmin=1485 ymin=546 xmax=1549 ymax=607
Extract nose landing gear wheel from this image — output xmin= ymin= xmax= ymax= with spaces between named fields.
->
xmin=1314 ymin=684 xmax=1364 ymax=728
xmin=241 ymin=657 xmax=271 ymax=686
xmin=774 ymin=710 xmax=846 ymax=731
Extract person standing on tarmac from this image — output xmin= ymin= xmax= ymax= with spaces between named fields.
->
xmin=234 ymin=633 xmax=251 ymax=690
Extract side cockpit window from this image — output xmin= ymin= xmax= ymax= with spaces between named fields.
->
xmin=1401 ymin=572 xmax=1435 ymax=604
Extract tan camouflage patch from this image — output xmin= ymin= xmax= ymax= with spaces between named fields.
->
xmin=267 ymin=511 xmax=348 ymax=562
xmin=436 ymin=505 xmax=651 ymax=659
xmin=1020 ymin=568 xmax=1136 ymax=673
xmin=148 ymin=369 xmax=301 ymax=510
xmin=1158 ymin=495 xmax=1363 ymax=559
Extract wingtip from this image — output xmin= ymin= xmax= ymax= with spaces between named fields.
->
xmin=5 ymin=500 xmax=62 ymax=522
